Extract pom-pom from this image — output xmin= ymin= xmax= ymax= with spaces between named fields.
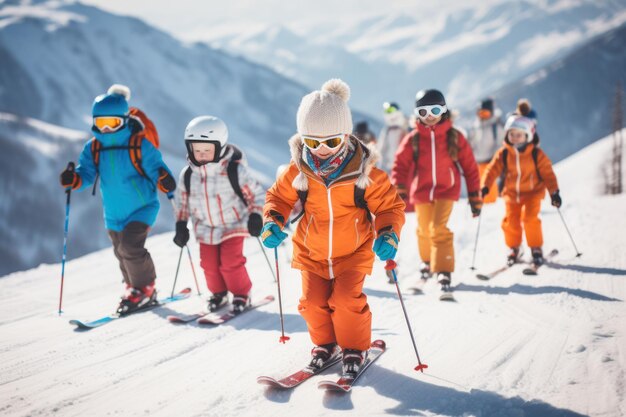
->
xmin=107 ymin=84 xmax=131 ymax=101
xmin=321 ymin=79 xmax=350 ymax=102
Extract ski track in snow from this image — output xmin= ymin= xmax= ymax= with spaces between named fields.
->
xmin=1 ymin=135 xmax=626 ymax=416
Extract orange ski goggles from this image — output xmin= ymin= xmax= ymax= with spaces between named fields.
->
xmin=93 ymin=116 xmax=125 ymax=132
xmin=301 ymin=135 xmax=345 ymax=150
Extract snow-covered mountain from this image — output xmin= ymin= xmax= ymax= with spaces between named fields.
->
xmin=0 ymin=0 xmax=379 ymax=275
xmin=0 ymin=129 xmax=624 ymax=416
xmin=194 ymin=0 xmax=626 ymax=116
xmin=460 ymin=21 xmax=626 ymax=162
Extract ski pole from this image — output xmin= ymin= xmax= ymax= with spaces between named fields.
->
xmin=185 ymin=245 xmax=202 ymax=295
xmin=385 ymin=259 xmax=428 ymax=372
xmin=557 ymin=207 xmax=582 ymax=257
xmin=58 ymin=162 xmax=75 ymax=315
xmin=171 ymin=246 xmax=184 ymax=298
xmin=470 ymin=214 xmax=482 ymax=270
xmin=257 ymin=237 xmax=277 ymax=282
xmin=274 ymin=247 xmax=290 ymax=343
xmin=168 ymin=197 xmax=201 ymax=295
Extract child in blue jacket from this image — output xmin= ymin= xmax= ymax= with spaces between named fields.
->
xmin=60 ymin=85 xmax=176 ymax=315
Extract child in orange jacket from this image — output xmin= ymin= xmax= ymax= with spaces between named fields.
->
xmin=481 ymin=115 xmax=561 ymax=266
xmin=262 ymin=79 xmax=405 ymax=378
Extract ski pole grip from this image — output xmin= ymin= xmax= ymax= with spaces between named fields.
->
xmin=385 ymin=259 xmax=397 ymax=271
xmin=67 ymin=161 xmax=75 ymax=171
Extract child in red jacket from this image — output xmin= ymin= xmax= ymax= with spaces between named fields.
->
xmin=392 ymin=89 xmax=482 ymax=298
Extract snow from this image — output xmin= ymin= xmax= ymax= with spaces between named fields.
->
xmin=1 ymin=135 xmax=625 ymax=416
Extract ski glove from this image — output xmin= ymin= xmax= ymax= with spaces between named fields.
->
xmin=261 ymin=222 xmax=288 ymax=249
xmin=373 ymin=231 xmax=399 ymax=261
xmin=247 ymin=213 xmax=263 ymax=237
xmin=173 ymin=221 xmax=189 ymax=248
xmin=468 ymin=191 xmax=483 ymax=217
xmin=551 ymin=190 xmax=562 ymax=208
xmin=481 ymin=186 xmax=490 ymax=198
xmin=59 ymin=168 xmax=81 ymax=190
xmin=157 ymin=168 xmax=176 ymax=193
xmin=396 ymin=184 xmax=408 ymax=201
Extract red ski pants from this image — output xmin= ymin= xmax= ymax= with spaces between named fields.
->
xmin=199 ymin=237 xmax=252 ymax=296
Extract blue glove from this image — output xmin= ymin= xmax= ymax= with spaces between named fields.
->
xmin=373 ymin=231 xmax=399 ymax=261
xmin=261 ymin=222 xmax=288 ymax=248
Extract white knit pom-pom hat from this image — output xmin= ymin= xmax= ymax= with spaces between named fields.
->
xmin=296 ymin=78 xmax=353 ymax=137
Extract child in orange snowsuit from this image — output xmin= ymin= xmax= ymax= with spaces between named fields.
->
xmin=262 ymin=79 xmax=405 ymax=377
xmin=481 ymin=115 xmax=562 ymax=266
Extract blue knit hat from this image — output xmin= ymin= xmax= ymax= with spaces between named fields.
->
xmin=92 ymin=84 xmax=130 ymax=117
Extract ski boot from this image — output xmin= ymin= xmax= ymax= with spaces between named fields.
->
xmin=531 ymin=247 xmax=544 ymax=267
xmin=341 ymin=348 xmax=368 ymax=378
xmin=116 ymin=283 xmax=157 ymax=316
xmin=419 ymin=262 xmax=432 ymax=280
xmin=506 ymin=247 xmax=521 ymax=266
xmin=437 ymin=272 xmax=454 ymax=301
xmin=231 ymin=294 xmax=251 ymax=315
xmin=308 ymin=343 xmax=341 ymax=371
xmin=207 ymin=291 xmax=228 ymax=312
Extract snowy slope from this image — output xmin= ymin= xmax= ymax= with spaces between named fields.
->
xmin=1 ymin=132 xmax=625 ymax=416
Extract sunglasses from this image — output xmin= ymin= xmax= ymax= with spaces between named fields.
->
xmin=302 ymin=135 xmax=345 ymax=150
xmin=414 ymin=104 xmax=447 ymax=118
xmin=93 ymin=116 xmax=125 ymax=132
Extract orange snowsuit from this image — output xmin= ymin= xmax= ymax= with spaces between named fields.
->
xmin=482 ymin=141 xmax=558 ymax=249
xmin=264 ymin=135 xmax=405 ymax=351
xmin=478 ymin=163 xmax=498 ymax=203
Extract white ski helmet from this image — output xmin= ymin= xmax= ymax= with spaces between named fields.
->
xmin=504 ymin=115 xmax=534 ymax=143
xmin=184 ymin=116 xmax=229 ymax=165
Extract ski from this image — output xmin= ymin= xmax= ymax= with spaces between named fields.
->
xmin=257 ymin=353 xmax=342 ymax=389
xmin=523 ymin=249 xmax=559 ymax=275
xmin=476 ymin=264 xmax=511 ymax=281
xmin=317 ymin=339 xmax=386 ymax=392
xmin=69 ymin=287 xmax=192 ymax=330
xmin=406 ymin=269 xmax=432 ymax=294
xmin=196 ymin=295 xmax=274 ymax=325
xmin=167 ymin=302 xmax=230 ymax=324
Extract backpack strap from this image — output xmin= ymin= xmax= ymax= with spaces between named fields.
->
xmin=183 ymin=166 xmax=192 ymax=194
xmin=90 ymin=138 xmax=102 ymax=196
xmin=226 ymin=145 xmax=247 ymax=206
xmin=128 ymin=134 xmax=147 ymax=179
xmin=532 ymin=147 xmax=542 ymax=181
xmin=354 ymin=185 xmax=372 ymax=223
xmin=291 ymin=189 xmax=308 ymax=223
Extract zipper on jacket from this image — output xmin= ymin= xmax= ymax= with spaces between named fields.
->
xmin=354 ymin=218 xmax=360 ymax=252
xmin=327 ymin=188 xmax=334 ymax=279
xmin=514 ymin=148 xmax=521 ymax=203
xmin=430 ymin=129 xmax=437 ymax=201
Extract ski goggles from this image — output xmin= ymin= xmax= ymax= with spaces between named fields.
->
xmin=93 ymin=116 xmax=125 ymax=132
xmin=384 ymin=104 xmax=399 ymax=114
xmin=301 ymin=134 xmax=345 ymax=150
xmin=478 ymin=109 xmax=492 ymax=119
xmin=414 ymin=104 xmax=447 ymax=119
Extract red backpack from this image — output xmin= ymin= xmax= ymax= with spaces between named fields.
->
xmin=89 ymin=107 xmax=160 ymax=195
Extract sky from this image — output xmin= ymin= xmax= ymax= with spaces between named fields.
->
xmin=77 ymin=0 xmax=508 ymax=41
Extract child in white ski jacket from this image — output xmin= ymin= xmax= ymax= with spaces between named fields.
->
xmin=173 ymin=116 xmax=265 ymax=314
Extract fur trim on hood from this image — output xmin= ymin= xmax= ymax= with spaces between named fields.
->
xmin=288 ymin=134 xmax=379 ymax=191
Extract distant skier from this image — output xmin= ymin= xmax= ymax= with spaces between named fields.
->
xmin=59 ymin=85 xmax=176 ymax=315
xmin=377 ymin=102 xmax=408 ymax=173
xmin=468 ymin=97 xmax=504 ymax=204
xmin=480 ymin=115 xmax=561 ymax=267
xmin=353 ymin=121 xmax=377 ymax=145
xmin=262 ymin=79 xmax=405 ymax=377
xmin=172 ymin=116 xmax=265 ymax=314
xmin=391 ymin=89 xmax=482 ymax=298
